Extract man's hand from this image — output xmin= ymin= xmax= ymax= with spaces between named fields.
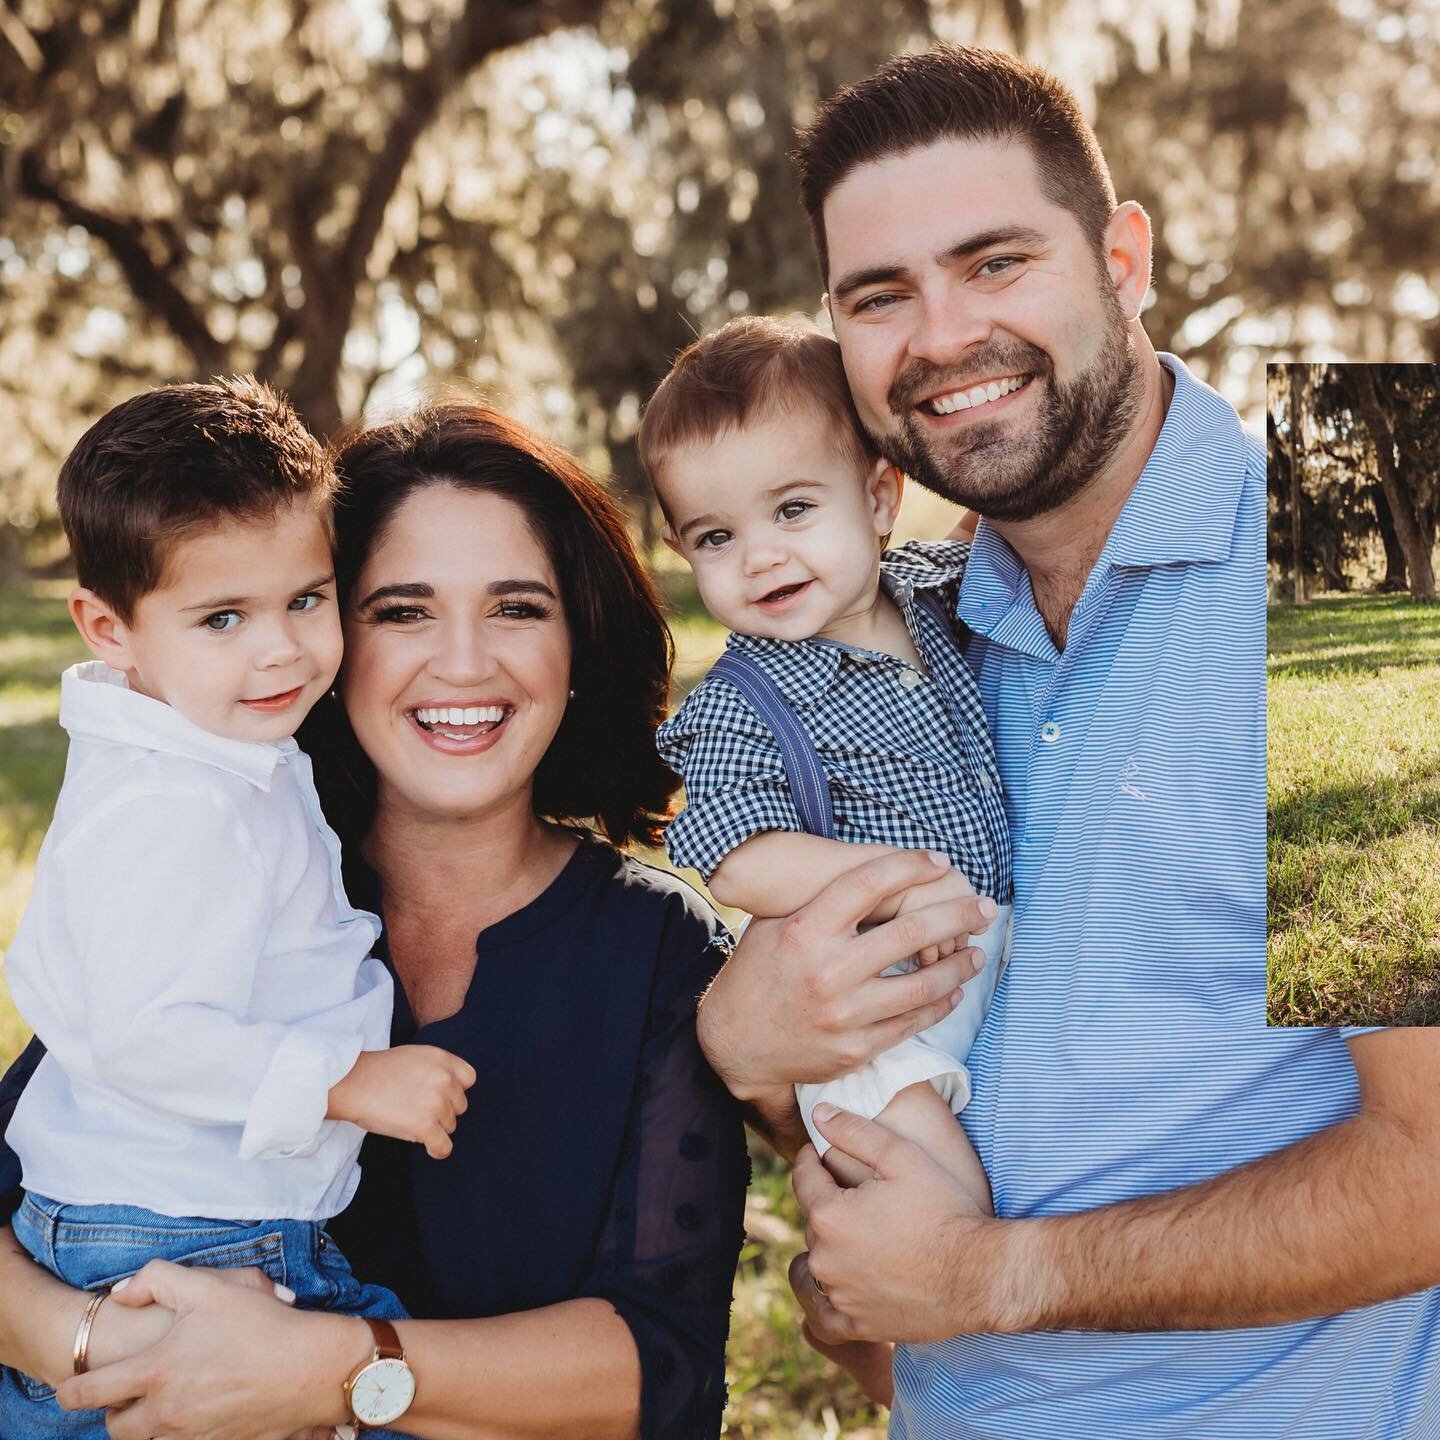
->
xmin=696 ymin=849 xmax=996 ymax=1153
xmin=791 ymin=1104 xmax=1043 ymax=1343
xmin=788 ymin=1252 xmax=896 ymax=1406
xmin=891 ymin=867 xmax=979 ymax=966
xmin=327 ymin=1045 xmax=476 ymax=1159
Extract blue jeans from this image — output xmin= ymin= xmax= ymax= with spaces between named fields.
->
xmin=0 ymin=1191 xmax=408 ymax=1439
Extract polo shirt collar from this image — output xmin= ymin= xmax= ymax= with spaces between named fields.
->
xmin=959 ymin=353 xmax=1249 ymax=635
xmin=59 ymin=661 xmax=293 ymax=789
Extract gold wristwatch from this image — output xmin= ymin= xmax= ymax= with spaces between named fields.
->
xmin=343 ymin=1317 xmax=416 ymax=1429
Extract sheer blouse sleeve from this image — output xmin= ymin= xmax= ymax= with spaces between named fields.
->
xmin=0 ymin=1037 xmax=44 ymax=1224
xmin=578 ymin=910 xmax=749 ymax=1440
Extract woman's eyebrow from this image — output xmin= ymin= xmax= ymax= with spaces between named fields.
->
xmin=356 ymin=581 xmax=435 ymax=609
xmin=488 ymin=579 xmax=558 ymax=599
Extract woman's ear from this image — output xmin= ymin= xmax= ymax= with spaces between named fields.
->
xmin=868 ymin=461 xmax=905 ymax=536
xmin=68 ymin=587 xmax=137 ymax=672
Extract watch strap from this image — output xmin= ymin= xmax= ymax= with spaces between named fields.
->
xmin=364 ymin=1316 xmax=403 ymax=1361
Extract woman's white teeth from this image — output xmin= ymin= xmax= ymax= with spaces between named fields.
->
xmin=415 ymin=705 xmax=505 ymax=725
xmin=928 ymin=374 xmax=1029 ymax=415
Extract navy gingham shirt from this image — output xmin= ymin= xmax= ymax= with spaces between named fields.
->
xmin=658 ymin=540 xmax=1013 ymax=903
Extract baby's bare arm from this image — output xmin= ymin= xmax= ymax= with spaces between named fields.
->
xmin=708 ymin=833 xmax=903 ymax=917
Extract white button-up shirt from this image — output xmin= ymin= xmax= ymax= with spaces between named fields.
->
xmin=5 ymin=662 xmax=391 ymax=1221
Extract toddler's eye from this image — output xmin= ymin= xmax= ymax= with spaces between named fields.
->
xmin=695 ymin=529 xmax=732 ymax=550
xmin=777 ymin=500 xmax=814 ymax=522
xmin=200 ymin=611 xmax=241 ymax=632
xmin=289 ymin=593 xmax=324 ymax=613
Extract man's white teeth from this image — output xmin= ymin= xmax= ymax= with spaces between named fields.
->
xmin=414 ymin=705 xmax=506 ymax=725
xmin=928 ymin=374 xmax=1029 ymax=415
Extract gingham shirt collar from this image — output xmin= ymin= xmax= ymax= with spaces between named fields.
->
xmin=722 ymin=542 xmax=969 ymax=710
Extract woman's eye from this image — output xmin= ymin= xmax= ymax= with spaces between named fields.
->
xmin=497 ymin=600 xmax=549 ymax=620
xmin=695 ymin=530 xmax=732 ymax=550
xmin=777 ymin=500 xmax=814 ymax=522
xmin=200 ymin=611 xmax=241 ymax=632
xmin=289 ymin=593 xmax=324 ymax=613
xmin=372 ymin=604 xmax=428 ymax=625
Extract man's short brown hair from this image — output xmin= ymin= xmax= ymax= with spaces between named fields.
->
xmin=793 ymin=45 xmax=1117 ymax=284
xmin=57 ymin=375 xmax=336 ymax=622
xmin=637 ymin=315 xmax=881 ymax=504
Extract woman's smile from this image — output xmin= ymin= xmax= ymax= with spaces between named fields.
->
xmin=406 ymin=700 xmax=515 ymax=751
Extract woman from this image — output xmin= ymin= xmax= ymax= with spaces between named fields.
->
xmin=0 ymin=401 xmax=748 ymax=1439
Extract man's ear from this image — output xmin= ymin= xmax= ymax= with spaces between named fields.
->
xmin=1102 ymin=201 xmax=1153 ymax=324
xmin=69 ymin=587 xmax=137 ymax=671
xmin=867 ymin=461 xmax=905 ymax=535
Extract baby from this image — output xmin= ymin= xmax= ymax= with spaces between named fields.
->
xmin=641 ymin=317 xmax=1012 ymax=1206
xmin=0 ymin=377 xmax=471 ymax=1436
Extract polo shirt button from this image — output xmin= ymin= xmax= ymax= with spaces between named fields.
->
xmin=897 ymin=669 xmax=921 ymax=690
xmin=1041 ymin=720 xmax=1061 ymax=743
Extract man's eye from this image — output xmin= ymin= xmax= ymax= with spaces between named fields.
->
xmin=200 ymin=611 xmax=241 ymax=632
xmin=855 ymin=292 xmax=899 ymax=313
xmin=289 ymin=593 xmax=324 ymax=613
xmin=977 ymin=255 xmax=1022 ymax=278
xmin=777 ymin=500 xmax=814 ymax=522
xmin=696 ymin=530 xmax=732 ymax=550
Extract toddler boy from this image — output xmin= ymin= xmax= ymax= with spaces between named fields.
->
xmin=0 ymin=377 xmax=471 ymax=1433
xmin=641 ymin=318 xmax=1012 ymax=1207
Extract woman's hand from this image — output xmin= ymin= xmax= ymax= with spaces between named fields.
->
xmin=57 ymin=1260 xmax=365 ymax=1440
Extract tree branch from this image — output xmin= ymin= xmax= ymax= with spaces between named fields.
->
xmin=17 ymin=150 xmax=225 ymax=376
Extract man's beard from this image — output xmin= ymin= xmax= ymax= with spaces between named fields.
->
xmin=872 ymin=294 xmax=1142 ymax=523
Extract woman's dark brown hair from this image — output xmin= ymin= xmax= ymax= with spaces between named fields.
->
xmin=299 ymin=399 xmax=679 ymax=851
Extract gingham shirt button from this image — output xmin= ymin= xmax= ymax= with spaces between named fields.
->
xmin=979 ymin=772 xmax=994 ymax=791
xmin=897 ymin=669 xmax=921 ymax=690
xmin=1041 ymin=720 xmax=1061 ymax=743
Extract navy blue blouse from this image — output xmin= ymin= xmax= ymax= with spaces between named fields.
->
xmin=0 ymin=838 xmax=749 ymax=1439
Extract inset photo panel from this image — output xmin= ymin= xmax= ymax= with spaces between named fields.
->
xmin=1268 ymin=363 xmax=1440 ymax=1027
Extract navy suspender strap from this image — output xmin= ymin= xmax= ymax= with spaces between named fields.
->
xmin=706 ymin=651 xmax=837 ymax=840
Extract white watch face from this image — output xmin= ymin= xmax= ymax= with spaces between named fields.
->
xmin=350 ymin=1356 xmax=416 ymax=1426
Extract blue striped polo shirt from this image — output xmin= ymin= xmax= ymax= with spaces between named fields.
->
xmin=889 ymin=356 xmax=1437 ymax=1439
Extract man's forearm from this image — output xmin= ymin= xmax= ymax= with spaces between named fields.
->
xmin=1018 ymin=1103 xmax=1440 ymax=1332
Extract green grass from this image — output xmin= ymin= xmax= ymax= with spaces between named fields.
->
xmin=1268 ymin=593 xmax=1440 ymax=1026
xmin=0 ymin=573 xmax=882 ymax=1436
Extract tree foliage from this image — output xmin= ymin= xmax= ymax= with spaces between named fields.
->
xmin=2 ymin=0 xmax=1438 ymax=551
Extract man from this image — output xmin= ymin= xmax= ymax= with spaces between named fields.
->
xmin=695 ymin=45 xmax=1440 ymax=1438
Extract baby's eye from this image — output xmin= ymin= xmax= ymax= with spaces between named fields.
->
xmin=777 ymin=500 xmax=814 ymax=522
xmin=200 ymin=610 xmax=241 ymax=633
xmin=289 ymin=593 xmax=325 ymax=613
xmin=695 ymin=529 xmax=732 ymax=550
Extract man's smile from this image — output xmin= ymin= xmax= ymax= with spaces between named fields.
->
xmin=921 ymin=374 xmax=1033 ymax=417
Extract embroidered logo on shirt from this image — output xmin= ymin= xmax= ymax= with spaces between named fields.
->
xmin=1118 ymin=756 xmax=1148 ymax=801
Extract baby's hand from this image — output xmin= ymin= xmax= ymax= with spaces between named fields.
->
xmin=329 ymin=1046 xmax=476 ymax=1159
xmin=893 ymin=867 xmax=981 ymax=966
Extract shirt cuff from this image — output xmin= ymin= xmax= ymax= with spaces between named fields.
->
xmin=239 ymin=1031 xmax=363 ymax=1160
xmin=664 ymin=789 xmax=807 ymax=881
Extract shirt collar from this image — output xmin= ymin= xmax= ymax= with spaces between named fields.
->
xmin=721 ymin=630 xmax=849 ymax=709
xmin=59 ymin=661 xmax=294 ymax=789
xmin=959 ymin=353 xmax=1250 ymax=631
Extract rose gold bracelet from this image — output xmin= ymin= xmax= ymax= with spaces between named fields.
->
xmin=72 ymin=1288 xmax=110 ymax=1376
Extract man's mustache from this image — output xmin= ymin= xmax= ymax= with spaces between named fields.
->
xmin=887 ymin=342 xmax=1052 ymax=416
